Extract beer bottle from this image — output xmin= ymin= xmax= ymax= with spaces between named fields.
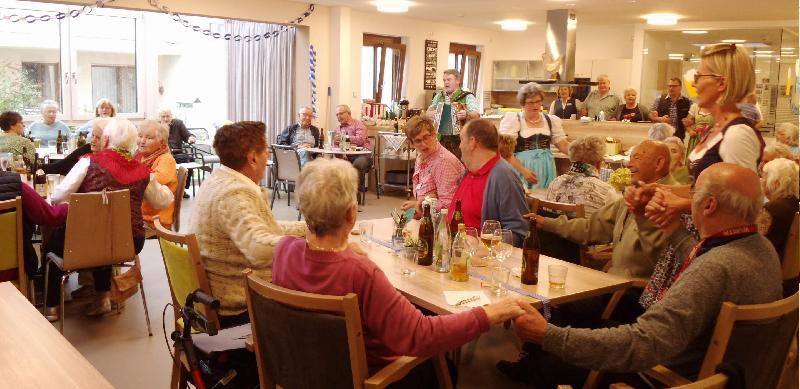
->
xmin=450 ymin=199 xmax=464 ymax=240
xmin=521 ymin=219 xmax=540 ymax=285
xmin=56 ymin=130 xmax=64 ymax=154
xmin=450 ymin=223 xmax=469 ymax=282
xmin=417 ymin=203 xmax=434 ymax=266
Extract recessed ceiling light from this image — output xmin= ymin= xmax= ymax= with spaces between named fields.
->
xmin=374 ymin=0 xmax=411 ymax=13
xmin=721 ymin=39 xmax=746 ymax=43
xmin=497 ymin=19 xmax=532 ymax=31
xmin=781 ymin=47 xmax=795 ymax=51
xmin=644 ymin=13 xmax=680 ymax=25
xmin=753 ymin=50 xmax=773 ymax=54
xmin=682 ymin=30 xmax=707 ymax=34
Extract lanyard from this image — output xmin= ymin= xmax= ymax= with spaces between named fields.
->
xmin=671 ymin=225 xmax=757 ymax=285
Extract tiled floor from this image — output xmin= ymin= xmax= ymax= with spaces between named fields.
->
xmin=51 ymin=187 xmax=529 ymax=388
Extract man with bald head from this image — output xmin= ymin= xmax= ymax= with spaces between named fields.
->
xmin=511 ymin=163 xmax=782 ymax=388
xmin=277 ymin=106 xmax=321 ymax=164
xmin=530 ymin=140 xmax=675 ymax=277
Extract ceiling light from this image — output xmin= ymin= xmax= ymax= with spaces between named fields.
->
xmin=721 ymin=39 xmax=746 ymax=43
xmin=781 ymin=47 xmax=795 ymax=51
xmin=498 ymin=19 xmax=532 ymax=31
xmin=682 ymin=30 xmax=707 ymax=34
xmin=781 ymin=54 xmax=797 ymax=57
xmin=753 ymin=50 xmax=773 ymax=54
xmin=644 ymin=13 xmax=680 ymax=25
xmin=374 ymin=0 xmax=411 ymax=13
xmin=689 ymin=58 xmax=701 ymax=62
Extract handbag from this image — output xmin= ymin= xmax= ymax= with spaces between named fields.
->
xmin=111 ymin=260 xmax=142 ymax=304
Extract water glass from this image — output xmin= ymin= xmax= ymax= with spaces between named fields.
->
xmin=47 ymin=140 xmax=57 ymax=149
xmin=548 ymin=265 xmax=568 ymax=289
xmin=493 ymin=229 xmax=514 ymax=263
xmin=490 ymin=264 xmax=511 ymax=296
xmin=46 ymin=174 xmax=60 ymax=196
xmin=358 ymin=222 xmax=373 ymax=246
xmin=401 ymin=247 xmax=418 ymax=276
xmin=392 ymin=236 xmax=405 ymax=271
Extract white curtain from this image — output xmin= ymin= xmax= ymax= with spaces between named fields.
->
xmin=226 ymin=21 xmax=295 ymax=143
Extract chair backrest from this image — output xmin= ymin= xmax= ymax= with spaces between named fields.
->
xmin=62 ymin=189 xmax=135 ymax=270
xmin=781 ymin=212 xmax=799 ymax=281
xmin=187 ymin=128 xmax=209 ymax=141
xmin=153 ymin=217 xmax=219 ymax=328
xmin=0 ymin=197 xmax=27 ymax=298
xmin=271 ymin=144 xmax=302 ymax=182
xmin=244 ymin=270 xmax=369 ymax=389
xmin=698 ymin=292 xmax=799 ymax=388
xmin=529 ymin=197 xmax=587 ymax=265
xmin=173 ymin=166 xmax=188 ymax=232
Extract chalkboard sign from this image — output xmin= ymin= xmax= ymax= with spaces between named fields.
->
xmin=424 ymin=40 xmax=438 ymax=90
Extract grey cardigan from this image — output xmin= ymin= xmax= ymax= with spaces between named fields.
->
xmin=481 ymin=158 xmax=529 ymax=246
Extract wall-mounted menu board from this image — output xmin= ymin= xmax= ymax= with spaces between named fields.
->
xmin=424 ymin=39 xmax=438 ymax=90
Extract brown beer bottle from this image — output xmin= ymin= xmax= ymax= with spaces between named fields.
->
xmin=56 ymin=130 xmax=64 ymax=154
xmin=450 ymin=199 xmax=464 ymax=240
xmin=417 ymin=203 xmax=434 ymax=266
xmin=521 ymin=219 xmax=540 ymax=285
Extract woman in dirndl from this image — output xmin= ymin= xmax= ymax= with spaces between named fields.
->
xmin=498 ymin=82 xmax=570 ymax=189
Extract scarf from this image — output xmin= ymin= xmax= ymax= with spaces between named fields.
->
xmin=134 ymin=145 xmax=169 ymax=169
xmin=568 ymin=161 xmax=599 ymax=178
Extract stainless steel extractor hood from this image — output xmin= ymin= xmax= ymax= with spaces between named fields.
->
xmin=520 ymin=9 xmax=594 ymax=88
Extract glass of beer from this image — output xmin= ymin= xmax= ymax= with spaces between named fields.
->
xmin=480 ymin=220 xmax=502 ymax=260
xmin=548 ymin=264 xmax=568 ymax=289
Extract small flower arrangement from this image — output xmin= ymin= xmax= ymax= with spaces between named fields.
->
xmin=608 ymin=167 xmax=632 ymax=192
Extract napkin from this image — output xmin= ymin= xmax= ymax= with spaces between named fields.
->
xmin=442 ymin=290 xmax=491 ymax=308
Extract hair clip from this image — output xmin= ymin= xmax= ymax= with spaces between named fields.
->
xmin=729 ymin=43 xmax=737 ymax=51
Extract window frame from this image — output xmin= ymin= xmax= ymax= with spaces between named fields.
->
xmin=362 ymin=33 xmax=406 ymax=104
xmin=448 ymin=42 xmax=481 ymax=93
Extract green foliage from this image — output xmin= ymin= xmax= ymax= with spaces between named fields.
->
xmin=0 ymin=61 xmax=41 ymax=113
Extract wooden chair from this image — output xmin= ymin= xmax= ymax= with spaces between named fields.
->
xmin=781 ymin=212 xmax=799 ymax=295
xmin=529 ymin=197 xmax=589 ymax=266
xmin=0 ymin=196 xmax=30 ymax=300
xmin=360 ymin=135 xmax=378 ymax=206
xmin=609 ymin=372 xmax=729 ymax=389
xmin=152 ymin=216 xmax=220 ymax=389
xmin=270 ymin=144 xmax=302 ymax=220
xmin=43 ymin=189 xmax=152 ymax=335
xmin=243 ymin=269 xmax=453 ymax=389
xmin=144 ymin=165 xmax=189 ymax=239
xmin=594 ymin=292 xmax=799 ymax=389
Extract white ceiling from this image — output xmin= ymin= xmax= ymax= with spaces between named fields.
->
xmin=296 ymin=0 xmax=798 ymax=29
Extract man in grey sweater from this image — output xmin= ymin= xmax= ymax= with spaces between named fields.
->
xmin=512 ymin=163 xmax=783 ymax=387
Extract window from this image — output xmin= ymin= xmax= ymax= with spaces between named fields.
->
xmin=361 ymin=34 xmax=405 ymax=106
xmin=0 ymin=0 xmax=143 ymax=120
xmin=448 ymin=43 xmax=481 ymax=93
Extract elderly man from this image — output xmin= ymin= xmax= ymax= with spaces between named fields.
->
xmin=448 ymin=119 xmax=528 ymax=245
xmin=277 ymin=106 xmax=321 ymax=165
xmin=427 ymin=69 xmax=480 ymax=159
xmin=580 ymin=74 xmax=621 ymax=120
xmin=400 ymin=116 xmax=465 ymax=218
xmin=160 ymin=108 xmax=195 ymax=198
xmin=649 ymin=78 xmax=692 ymax=140
xmin=510 ymin=163 xmax=782 ymax=388
xmin=334 ymin=104 xmax=372 ymax=200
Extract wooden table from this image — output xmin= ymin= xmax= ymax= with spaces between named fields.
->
xmin=355 ymin=218 xmax=631 ymax=315
xmin=0 ymin=282 xmax=113 ymax=388
xmin=305 ymin=147 xmax=372 ymax=157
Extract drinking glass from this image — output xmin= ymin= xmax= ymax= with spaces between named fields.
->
xmin=481 ymin=220 xmax=502 ymax=259
xmin=46 ymin=174 xmax=60 ymax=197
xmin=401 ymin=247 xmax=418 ymax=276
xmin=392 ymin=236 xmax=405 ymax=271
xmin=47 ymin=140 xmax=57 ymax=149
xmin=463 ymin=227 xmax=479 ymax=257
xmin=548 ymin=265 xmax=568 ymax=289
xmin=493 ymin=229 xmax=514 ymax=264
xmin=490 ymin=265 xmax=511 ymax=296
xmin=358 ymin=222 xmax=374 ymax=246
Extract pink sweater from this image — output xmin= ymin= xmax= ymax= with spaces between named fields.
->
xmin=273 ymin=236 xmax=490 ymax=371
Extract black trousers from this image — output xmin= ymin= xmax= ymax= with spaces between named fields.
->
xmin=43 ymin=227 xmax=144 ymax=307
xmin=173 ymin=152 xmax=194 ymax=189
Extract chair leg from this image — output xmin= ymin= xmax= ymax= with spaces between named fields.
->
xmin=287 ymin=188 xmax=292 ymax=206
xmin=432 ymin=354 xmax=453 ymax=389
xmin=139 ymin=279 xmax=153 ymax=336
xmin=43 ymin=261 xmax=50 ymax=313
xmin=270 ymin=182 xmax=278 ymax=209
xmin=59 ymin=275 xmax=67 ymax=334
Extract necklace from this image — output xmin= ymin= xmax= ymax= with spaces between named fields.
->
xmin=307 ymin=240 xmax=349 ymax=253
xmin=525 ymin=115 xmax=542 ymax=126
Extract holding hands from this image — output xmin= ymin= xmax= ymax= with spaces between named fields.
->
xmin=513 ymin=302 xmax=549 ymax=344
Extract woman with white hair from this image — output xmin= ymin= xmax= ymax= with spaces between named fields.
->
xmin=545 ymin=136 xmax=619 ymax=216
xmin=28 ymin=100 xmax=70 ymax=142
xmin=775 ymin=122 xmax=800 ymax=155
xmin=663 ymin=136 xmax=691 ymax=184
xmin=614 ymin=88 xmax=649 ymax=122
xmin=272 ymin=158 xmax=524 ymax=384
xmin=647 ymin=123 xmax=675 ymax=141
xmin=762 ymin=143 xmax=795 ymax=167
xmin=43 ymin=118 xmax=174 ymax=320
xmin=135 ymin=120 xmax=178 ymax=229
xmin=499 ymin=82 xmax=570 ymax=189
xmin=759 ymin=158 xmax=800 ymax=296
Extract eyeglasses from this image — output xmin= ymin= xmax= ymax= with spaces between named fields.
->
xmin=523 ymin=99 xmax=543 ymax=106
xmin=411 ymin=133 xmax=434 ymax=145
xmin=667 ymin=84 xmax=681 ymax=88
xmin=693 ymin=73 xmax=722 ymax=84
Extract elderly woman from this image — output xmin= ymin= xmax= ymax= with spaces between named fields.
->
xmin=775 ymin=122 xmax=800 ymax=155
xmin=189 ymin=121 xmax=305 ymax=327
xmin=648 ymin=123 xmax=675 ymax=141
xmin=43 ymin=118 xmax=174 ymax=320
xmin=499 ymin=82 xmax=570 ymax=189
xmin=759 ymin=158 xmax=800 ymax=296
xmin=272 ymin=158 xmax=524 ymax=383
xmin=614 ymin=88 xmax=649 ymax=122
xmin=0 ymin=111 xmax=35 ymax=163
xmin=548 ymin=86 xmax=579 ymax=119
xmin=400 ymin=116 xmax=465 ymax=218
xmin=545 ymin=136 xmax=619 ymax=216
xmin=28 ymin=100 xmax=70 ymax=142
xmin=135 ymin=120 xmax=178 ymax=229
xmin=762 ymin=143 xmax=795 ymax=167
xmin=77 ymin=98 xmax=116 ymax=135
xmin=663 ymin=136 xmax=691 ymax=184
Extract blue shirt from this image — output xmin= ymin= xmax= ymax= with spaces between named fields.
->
xmin=28 ymin=121 xmax=70 ymax=142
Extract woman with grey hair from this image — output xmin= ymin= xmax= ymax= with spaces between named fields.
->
xmin=663 ymin=136 xmax=691 ymax=184
xmin=545 ymin=136 xmax=619 ymax=216
xmin=272 ymin=158 xmax=525 ymax=384
xmin=135 ymin=120 xmax=178 ymax=229
xmin=43 ymin=118 xmax=174 ymax=320
xmin=648 ymin=123 xmax=675 ymax=141
xmin=614 ymin=88 xmax=649 ymax=122
xmin=775 ymin=122 xmax=800 ymax=155
xmin=28 ymin=99 xmax=70 ymax=142
xmin=498 ymin=82 xmax=570 ymax=189
xmin=758 ymin=158 xmax=800 ymax=296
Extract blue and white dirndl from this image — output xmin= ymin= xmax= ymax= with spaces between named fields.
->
xmin=514 ymin=148 xmax=556 ymax=190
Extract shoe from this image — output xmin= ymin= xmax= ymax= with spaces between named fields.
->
xmin=85 ymin=295 xmax=112 ymax=317
xmin=70 ymin=284 xmax=95 ymax=299
xmin=183 ymin=193 xmax=190 ymax=199
xmin=44 ymin=306 xmax=59 ymax=322
xmin=496 ymin=355 xmax=533 ymax=383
